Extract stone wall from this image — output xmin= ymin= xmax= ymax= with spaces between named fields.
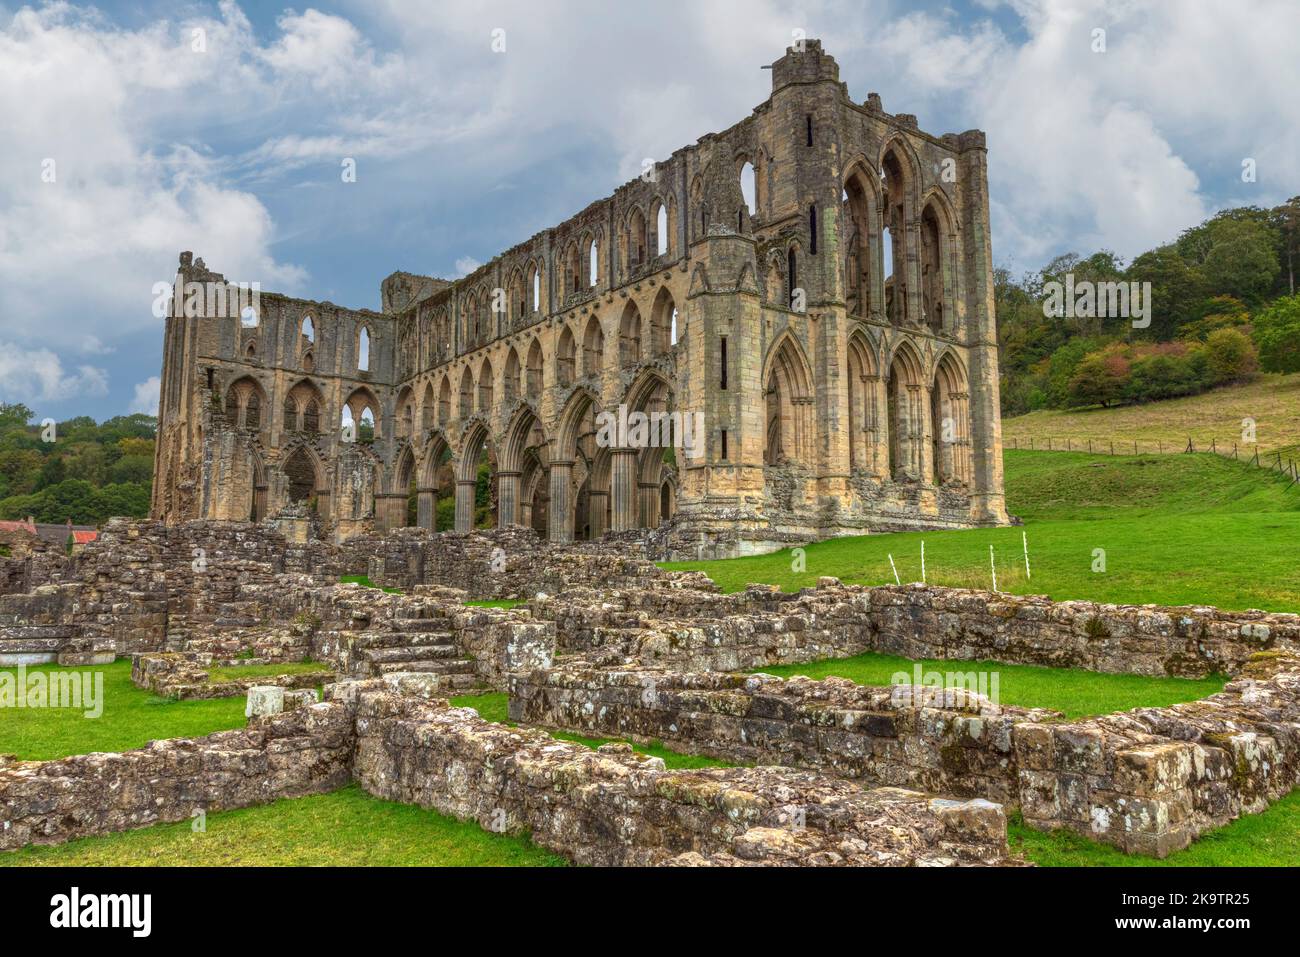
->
xmin=346 ymin=680 xmax=1012 ymax=866
xmin=0 ymin=702 xmax=353 ymax=851
xmin=510 ymin=668 xmax=1051 ymax=804
xmin=537 ymin=579 xmax=1299 ymax=678
xmin=510 ymin=655 xmax=1300 ymax=857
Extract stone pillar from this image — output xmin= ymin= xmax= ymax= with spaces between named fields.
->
xmin=497 ymin=471 xmax=521 ymax=528
xmin=639 ymin=481 xmax=660 ymax=529
xmin=454 ymin=479 xmax=476 ymax=532
xmin=610 ymin=449 xmax=638 ymax=531
xmin=416 ymin=487 xmax=436 ymax=531
xmin=548 ymin=460 xmax=574 ymax=543
xmin=588 ymin=490 xmax=608 ymax=538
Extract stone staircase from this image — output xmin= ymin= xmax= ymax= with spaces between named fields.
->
xmin=354 ymin=611 xmax=483 ymax=693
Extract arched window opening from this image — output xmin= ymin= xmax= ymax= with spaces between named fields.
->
xmin=656 ymin=204 xmax=669 ymax=256
xmin=531 ymin=267 xmax=540 ymax=312
xmin=358 ymin=407 xmax=375 ymax=444
xmin=589 ymin=240 xmax=599 ymax=287
xmin=740 ymin=161 xmax=756 ymax=216
xmin=787 ymin=249 xmax=798 ymax=310
xmin=358 ymin=326 xmax=371 ymax=371
xmin=556 ymin=327 xmax=576 ymax=388
xmin=301 ymin=316 xmax=315 ymax=344
xmin=809 ymin=205 xmax=818 ymax=255
xmin=670 ymin=308 xmax=678 ymax=345
xmin=526 ymin=340 xmax=543 ymax=400
xmin=241 ymin=306 xmax=259 ymax=328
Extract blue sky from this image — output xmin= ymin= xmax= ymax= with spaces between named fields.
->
xmin=1 ymin=0 xmax=1296 ymax=420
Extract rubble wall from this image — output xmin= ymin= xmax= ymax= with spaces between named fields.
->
xmin=346 ymin=682 xmax=1011 ymax=866
xmin=0 ymin=703 xmax=353 ymax=851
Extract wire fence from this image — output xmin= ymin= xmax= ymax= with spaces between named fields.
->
xmin=1007 ymin=435 xmax=1300 ymax=488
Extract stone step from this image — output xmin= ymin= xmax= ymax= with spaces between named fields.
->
xmin=361 ymin=630 xmax=455 ymax=649
xmin=391 ymin=617 xmax=453 ymax=632
xmin=0 ymin=636 xmax=64 ymax=652
xmin=361 ymin=644 xmax=461 ymax=664
xmin=371 ymin=658 xmax=476 ymax=677
xmin=0 ymin=625 xmax=72 ymax=640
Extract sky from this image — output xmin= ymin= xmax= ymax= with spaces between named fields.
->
xmin=1 ymin=0 xmax=1297 ymax=421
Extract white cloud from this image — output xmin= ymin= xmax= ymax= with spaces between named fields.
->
xmin=454 ymin=257 xmax=482 ymax=278
xmin=0 ymin=342 xmax=109 ymax=404
xmin=129 ymin=376 xmax=161 ymax=416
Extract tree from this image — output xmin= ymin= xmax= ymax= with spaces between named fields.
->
xmin=1272 ymin=196 xmax=1300 ymax=296
xmin=1125 ymin=245 xmax=1208 ymax=340
xmin=1068 ymin=349 xmax=1129 ymax=407
xmin=1252 ymin=294 xmax=1300 ymax=373
xmin=1203 ymin=328 xmax=1258 ymax=384
xmin=1200 ymin=218 xmax=1280 ymax=305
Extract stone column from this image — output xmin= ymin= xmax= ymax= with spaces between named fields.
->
xmin=639 ymin=481 xmax=660 ymax=529
xmin=497 ymin=471 xmax=521 ymax=528
xmin=548 ymin=460 xmax=574 ymax=543
xmin=588 ymin=490 xmax=608 ymax=538
xmin=454 ymin=479 xmax=476 ymax=532
xmin=416 ymin=486 xmax=436 ymax=531
xmin=610 ymin=449 xmax=638 ymax=531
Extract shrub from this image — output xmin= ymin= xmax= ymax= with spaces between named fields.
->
xmin=1204 ymin=327 xmax=1259 ymax=384
xmin=1252 ymin=294 xmax=1300 ymax=373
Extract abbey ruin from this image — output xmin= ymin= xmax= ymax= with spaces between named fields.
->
xmin=151 ymin=41 xmax=1009 ymax=557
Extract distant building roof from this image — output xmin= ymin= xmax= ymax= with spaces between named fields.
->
xmin=71 ymin=530 xmax=98 ymax=544
xmin=31 ymin=523 xmax=98 ymax=546
xmin=0 ymin=519 xmax=37 ymax=536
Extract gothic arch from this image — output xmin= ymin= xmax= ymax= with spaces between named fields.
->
xmin=931 ymin=350 xmax=972 ymax=485
xmin=649 ymin=286 xmax=676 ymax=356
xmin=582 ymin=315 xmax=605 ymax=379
xmin=887 ymin=338 xmax=927 ymax=481
xmin=763 ymin=332 xmax=815 ymax=465
xmin=847 ymin=331 xmax=881 ymax=473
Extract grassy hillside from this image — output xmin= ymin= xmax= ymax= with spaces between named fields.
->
xmin=1003 ymin=373 xmax=1300 ymax=458
xmin=662 ymin=450 xmax=1300 ymax=612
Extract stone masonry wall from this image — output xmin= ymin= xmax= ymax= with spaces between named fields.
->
xmin=345 ymin=680 xmax=1011 ymax=866
xmin=0 ymin=702 xmax=353 ymax=851
xmin=510 ymin=668 xmax=1052 ymax=804
xmin=537 ymin=579 xmax=1299 ymax=678
xmin=510 ymin=656 xmax=1300 ymax=857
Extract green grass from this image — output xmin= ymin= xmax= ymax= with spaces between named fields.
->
xmin=756 ymin=652 xmax=1226 ymax=719
xmin=0 ymin=660 xmax=250 ymax=761
xmin=0 ymin=783 xmax=567 ymax=867
xmin=207 ymin=661 xmax=331 ymax=683
xmin=450 ymin=692 xmax=730 ymax=769
xmin=1010 ymin=789 xmax=1300 ymax=866
xmin=1003 ymin=373 xmax=1300 ymax=457
xmin=662 ymin=450 xmax=1300 ymax=613
xmin=464 ymin=599 xmax=525 ymax=609
xmin=339 ymin=574 xmax=401 ymax=594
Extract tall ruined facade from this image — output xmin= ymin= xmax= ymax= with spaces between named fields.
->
xmin=152 ymin=42 xmax=1009 ymax=558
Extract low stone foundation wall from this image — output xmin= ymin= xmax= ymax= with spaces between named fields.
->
xmin=0 ymin=702 xmax=353 ymax=851
xmin=347 ymin=681 xmax=1011 ymax=866
xmin=131 ymin=651 xmax=335 ymax=700
xmin=538 ymin=580 xmax=1299 ymax=678
xmin=510 ymin=656 xmax=1300 ymax=857
xmin=510 ymin=669 xmax=1054 ymax=805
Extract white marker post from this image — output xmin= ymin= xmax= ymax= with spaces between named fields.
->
xmin=989 ymin=544 xmax=998 ymax=593
xmin=888 ymin=553 xmax=901 ymax=585
xmin=1022 ymin=530 xmax=1031 ymax=580
xmin=920 ymin=540 xmax=926 ymax=584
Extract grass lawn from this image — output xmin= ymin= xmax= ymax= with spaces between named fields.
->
xmin=464 ymin=599 xmax=526 ymax=609
xmin=757 ymin=652 xmax=1226 ymax=719
xmin=1002 ymin=373 xmax=1300 ymax=458
xmin=207 ymin=661 xmax=331 ymax=683
xmin=1010 ymin=789 xmax=1300 ymax=866
xmin=662 ymin=450 xmax=1300 ymax=613
xmin=451 ymin=692 xmax=730 ymax=769
xmin=0 ymin=660 xmax=249 ymax=761
xmin=0 ymin=783 xmax=567 ymax=867
xmin=338 ymin=574 xmax=401 ymax=593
